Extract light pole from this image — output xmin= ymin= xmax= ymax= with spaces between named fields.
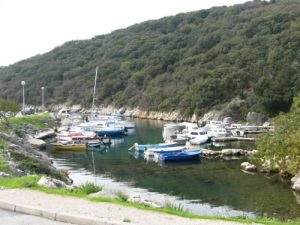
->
xmin=21 ymin=81 xmax=26 ymax=111
xmin=41 ymin=86 xmax=45 ymax=110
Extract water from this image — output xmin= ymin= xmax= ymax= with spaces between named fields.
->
xmin=47 ymin=119 xmax=300 ymax=220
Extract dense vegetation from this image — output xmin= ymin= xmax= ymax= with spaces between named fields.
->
xmin=0 ymin=0 xmax=299 ymax=117
xmin=255 ymin=95 xmax=300 ymax=175
xmin=0 ymin=98 xmax=20 ymax=131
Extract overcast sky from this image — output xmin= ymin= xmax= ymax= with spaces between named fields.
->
xmin=0 ymin=0 xmax=249 ymax=66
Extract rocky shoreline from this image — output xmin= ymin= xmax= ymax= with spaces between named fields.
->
xmin=49 ymin=102 xmax=269 ymax=125
xmin=0 ymin=124 xmax=71 ymax=184
xmin=1 ymin=111 xmax=299 ymax=205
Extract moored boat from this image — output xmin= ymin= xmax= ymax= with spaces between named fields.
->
xmin=156 ymin=149 xmax=201 ymax=162
xmin=131 ymin=142 xmax=178 ymax=151
xmin=144 ymin=145 xmax=201 ymax=157
xmin=51 ymin=143 xmax=87 ymax=151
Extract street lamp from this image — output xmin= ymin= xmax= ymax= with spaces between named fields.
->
xmin=21 ymin=81 xmax=26 ymax=111
xmin=41 ymin=86 xmax=45 ymax=110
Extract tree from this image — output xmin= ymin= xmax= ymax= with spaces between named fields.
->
xmin=0 ymin=98 xmax=20 ymax=130
xmin=255 ymin=94 xmax=300 ymax=175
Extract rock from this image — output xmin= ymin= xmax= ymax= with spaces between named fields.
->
xmin=27 ymin=136 xmax=46 ymax=149
xmin=231 ymin=149 xmax=244 ymax=156
xmin=241 ymin=162 xmax=251 ymax=169
xmin=221 ymin=149 xmax=233 ymax=156
xmin=247 ymin=150 xmax=259 ymax=156
xmin=0 ymin=172 xmax=11 ymax=178
xmin=128 ymin=194 xmax=161 ymax=208
xmin=89 ymin=189 xmax=117 ymax=199
xmin=34 ymin=128 xmax=55 ymax=139
xmin=202 ymin=149 xmax=221 ymax=157
xmin=293 ymin=191 xmax=300 ymax=204
xmin=14 ymin=124 xmax=39 ymax=138
xmin=245 ymin=164 xmax=257 ymax=172
xmin=291 ymin=173 xmax=300 ymax=193
xmin=241 ymin=162 xmax=257 ymax=172
xmin=246 ymin=112 xmax=268 ymax=125
xmin=37 ymin=176 xmax=67 ymax=188
xmin=7 ymin=161 xmax=27 ymax=176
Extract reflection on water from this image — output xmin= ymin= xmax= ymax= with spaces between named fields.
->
xmin=47 ymin=119 xmax=300 ymax=220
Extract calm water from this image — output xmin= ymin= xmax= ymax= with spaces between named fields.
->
xmin=47 ymin=119 xmax=300 ymax=220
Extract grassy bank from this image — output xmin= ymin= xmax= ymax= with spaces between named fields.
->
xmin=0 ymin=113 xmax=54 ymax=134
xmin=0 ymin=176 xmax=299 ymax=225
xmin=8 ymin=113 xmax=54 ymax=129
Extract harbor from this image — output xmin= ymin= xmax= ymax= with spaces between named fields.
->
xmin=45 ymin=117 xmax=300 ymax=220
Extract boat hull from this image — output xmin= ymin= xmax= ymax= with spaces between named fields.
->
xmin=159 ymin=150 xmax=201 ymax=162
xmin=51 ymin=143 xmax=86 ymax=151
xmin=134 ymin=142 xmax=178 ymax=151
xmin=95 ymin=130 xmax=125 ymax=137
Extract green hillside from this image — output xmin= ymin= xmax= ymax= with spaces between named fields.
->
xmin=0 ymin=0 xmax=299 ymax=117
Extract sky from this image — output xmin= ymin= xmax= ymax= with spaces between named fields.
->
xmin=0 ymin=0 xmax=249 ymax=66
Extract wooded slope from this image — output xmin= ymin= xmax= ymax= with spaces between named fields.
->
xmin=0 ymin=0 xmax=299 ymax=117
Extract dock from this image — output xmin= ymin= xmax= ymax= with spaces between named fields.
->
xmin=212 ymin=137 xmax=255 ymax=142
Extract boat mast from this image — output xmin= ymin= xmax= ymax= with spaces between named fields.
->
xmin=92 ymin=67 xmax=98 ymax=110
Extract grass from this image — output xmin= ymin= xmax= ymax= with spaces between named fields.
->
xmin=8 ymin=151 xmax=68 ymax=182
xmin=0 ymin=176 xmax=40 ymax=188
xmin=76 ymin=182 xmax=102 ymax=195
xmin=115 ymin=191 xmax=129 ymax=202
xmin=123 ymin=218 xmax=131 ymax=223
xmin=8 ymin=113 xmax=53 ymax=129
xmin=164 ymin=200 xmax=187 ymax=213
xmin=0 ymin=159 xmax=12 ymax=175
xmin=0 ymin=176 xmax=299 ymax=224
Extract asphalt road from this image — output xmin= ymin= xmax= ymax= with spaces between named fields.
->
xmin=0 ymin=208 xmax=72 ymax=225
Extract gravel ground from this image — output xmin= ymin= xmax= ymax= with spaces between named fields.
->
xmin=0 ymin=189 xmax=245 ymax=225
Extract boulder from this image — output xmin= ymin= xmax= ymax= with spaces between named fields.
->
xmin=247 ymin=150 xmax=259 ymax=156
xmin=221 ymin=149 xmax=233 ymax=156
xmin=245 ymin=164 xmax=257 ymax=172
xmin=128 ymin=194 xmax=161 ymax=208
xmin=231 ymin=149 xmax=244 ymax=156
xmin=293 ymin=191 xmax=300 ymax=204
xmin=246 ymin=112 xmax=268 ymax=125
xmin=291 ymin=173 xmax=300 ymax=193
xmin=34 ymin=128 xmax=55 ymax=139
xmin=27 ymin=136 xmax=46 ymax=149
xmin=0 ymin=172 xmax=11 ymax=178
xmin=37 ymin=176 xmax=67 ymax=188
xmin=241 ymin=162 xmax=257 ymax=172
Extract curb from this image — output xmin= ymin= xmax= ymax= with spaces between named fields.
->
xmin=0 ymin=200 xmax=124 ymax=225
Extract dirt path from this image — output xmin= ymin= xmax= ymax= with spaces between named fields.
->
xmin=0 ymin=189 xmax=245 ymax=225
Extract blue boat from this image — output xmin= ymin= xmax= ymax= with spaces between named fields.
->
xmin=158 ymin=150 xmax=201 ymax=162
xmin=95 ymin=129 xmax=125 ymax=137
xmin=131 ymin=142 xmax=178 ymax=151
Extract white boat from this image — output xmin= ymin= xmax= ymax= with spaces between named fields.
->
xmin=162 ymin=122 xmax=198 ymax=143
xmin=144 ymin=145 xmax=199 ymax=157
xmin=207 ymin=128 xmax=228 ymax=138
xmin=188 ymin=129 xmax=211 ymax=145
xmin=76 ymin=121 xmax=126 ymax=137
xmin=57 ymin=108 xmax=71 ymax=118
xmin=132 ymin=142 xmax=178 ymax=151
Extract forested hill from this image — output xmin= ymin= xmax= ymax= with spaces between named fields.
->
xmin=0 ymin=0 xmax=299 ymax=117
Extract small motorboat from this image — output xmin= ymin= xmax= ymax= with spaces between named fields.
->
xmin=51 ymin=143 xmax=87 ymax=151
xmin=144 ymin=145 xmax=201 ymax=157
xmin=87 ymin=136 xmax=112 ymax=149
xmin=157 ymin=149 xmax=201 ymax=162
xmin=51 ymin=140 xmax=102 ymax=151
xmin=130 ymin=142 xmax=178 ymax=151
